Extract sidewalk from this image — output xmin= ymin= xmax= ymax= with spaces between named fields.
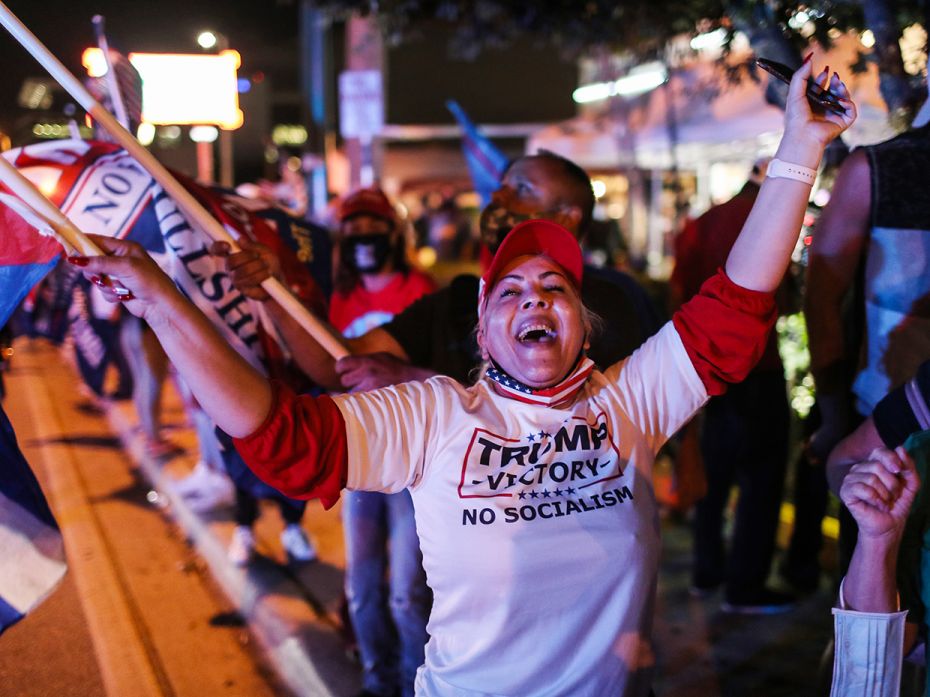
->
xmin=101 ymin=378 xmax=360 ymax=697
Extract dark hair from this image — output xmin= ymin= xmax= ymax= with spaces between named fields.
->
xmin=506 ymin=150 xmax=595 ymax=236
xmin=334 ymin=217 xmax=411 ymax=295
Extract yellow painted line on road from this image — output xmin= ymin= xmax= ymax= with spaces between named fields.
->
xmin=18 ymin=343 xmax=165 ymax=697
xmin=780 ymin=502 xmax=839 ymax=540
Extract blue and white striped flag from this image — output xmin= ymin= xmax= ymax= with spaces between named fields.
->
xmin=0 ymin=404 xmax=66 ymax=634
xmin=446 ymin=100 xmax=509 ymax=205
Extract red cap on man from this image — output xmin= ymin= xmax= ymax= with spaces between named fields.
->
xmin=339 ymin=188 xmax=397 ymax=224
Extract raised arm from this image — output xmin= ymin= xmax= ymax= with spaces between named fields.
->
xmin=669 ymin=60 xmax=856 ymax=400
xmin=725 ymin=59 xmax=856 ymax=292
xmin=72 ymin=236 xmax=272 ymax=438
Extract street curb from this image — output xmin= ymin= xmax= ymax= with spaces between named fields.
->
xmin=102 ymin=401 xmax=357 ymax=697
xmin=19 ymin=352 xmax=165 ymax=697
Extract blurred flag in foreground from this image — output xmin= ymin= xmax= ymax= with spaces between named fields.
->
xmin=446 ymin=100 xmax=509 ymax=205
xmin=0 ymin=404 xmax=66 ymax=635
xmin=0 ymin=196 xmax=62 ymax=329
xmin=4 ymin=139 xmax=329 ymax=376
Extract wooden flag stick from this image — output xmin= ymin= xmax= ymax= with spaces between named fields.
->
xmin=0 ymin=1 xmax=349 ymax=360
xmin=0 ymin=155 xmax=102 ymax=257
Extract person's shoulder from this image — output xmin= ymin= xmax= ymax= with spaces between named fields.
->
xmin=583 ymin=264 xmax=635 ymax=289
xmin=582 ymin=265 xmax=650 ymax=304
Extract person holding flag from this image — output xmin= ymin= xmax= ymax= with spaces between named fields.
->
xmin=68 ymin=62 xmax=853 ymax=695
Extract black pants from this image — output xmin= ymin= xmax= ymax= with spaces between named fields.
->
xmin=692 ymin=370 xmax=790 ymax=599
xmin=234 ymin=487 xmax=306 ymax=527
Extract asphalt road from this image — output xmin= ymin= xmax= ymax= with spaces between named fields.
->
xmin=0 ymin=338 xmax=287 ymax=697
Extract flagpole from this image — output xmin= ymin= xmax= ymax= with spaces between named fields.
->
xmin=0 ymin=1 xmax=349 ymax=361
xmin=0 ymin=155 xmax=102 ymax=257
xmin=92 ymin=15 xmax=131 ymax=131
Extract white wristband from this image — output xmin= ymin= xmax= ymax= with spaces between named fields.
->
xmin=766 ymin=158 xmax=817 ymax=185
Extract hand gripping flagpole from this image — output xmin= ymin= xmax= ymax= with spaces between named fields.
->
xmin=0 ymin=1 xmax=349 ymax=361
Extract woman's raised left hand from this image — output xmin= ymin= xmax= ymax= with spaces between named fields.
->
xmin=781 ymin=56 xmax=857 ymax=156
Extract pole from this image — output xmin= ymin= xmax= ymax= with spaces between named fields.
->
xmin=300 ymin=2 xmax=333 ymax=217
xmin=218 ymin=129 xmax=233 ymax=188
xmin=0 ymin=154 xmax=103 ymax=257
xmin=196 ymin=140 xmax=215 ymax=184
xmin=0 ymin=1 xmax=348 ymax=360
xmin=91 ymin=15 xmax=130 ymax=130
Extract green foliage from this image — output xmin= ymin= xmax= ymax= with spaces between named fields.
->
xmin=311 ymin=0 xmax=925 ymax=60
xmin=777 ymin=312 xmax=815 ymax=419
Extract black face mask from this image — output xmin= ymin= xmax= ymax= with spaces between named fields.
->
xmin=478 ymin=203 xmax=565 ymax=253
xmin=341 ymin=233 xmax=392 ymax=274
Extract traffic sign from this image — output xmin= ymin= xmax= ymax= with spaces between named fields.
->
xmin=339 ymin=69 xmax=383 ymax=139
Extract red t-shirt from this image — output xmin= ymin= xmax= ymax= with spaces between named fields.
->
xmin=329 ymin=269 xmax=436 ymax=338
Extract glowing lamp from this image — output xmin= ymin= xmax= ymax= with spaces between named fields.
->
xmin=81 ymin=47 xmax=108 ymax=78
xmin=196 ymin=31 xmax=218 ymax=50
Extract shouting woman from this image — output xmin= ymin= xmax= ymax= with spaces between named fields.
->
xmin=70 ymin=60 xmax=854 ymax=696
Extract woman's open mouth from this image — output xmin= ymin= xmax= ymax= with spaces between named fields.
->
xmin=517 ymin=321 xmax=557 ymax=344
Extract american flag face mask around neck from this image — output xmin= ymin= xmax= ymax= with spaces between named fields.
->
xmin=485 ymin=355 xmax=595 ymax=408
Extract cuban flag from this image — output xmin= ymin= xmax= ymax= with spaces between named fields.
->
xmin=6 ymin=140 xmax=330 ymax=500
xmin=0 ymin=193 xmax=62 ymax=330
xmin=5 ymin=139 xmax=329 ymax=376
xmin=0 ymin=404 xmax=66 ymax=634
xmin=446 ymin=100 xmax=509 ymax=204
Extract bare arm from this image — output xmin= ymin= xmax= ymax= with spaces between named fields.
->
xmin=840 ymin=448 xmax=908 ymax=612
xmin=805 ymin=149 xmax=872 ymax=382
xmin=725 ymin=64 xmax=857 ymax=292
xmin=804 ymin=149 xmax=872 ymax=457
xmin=75 ymin=236 xmax=272 ymax=438
xmin=210 ymin=239 xmax=418 ymax=390
xmin=262 ymin=297 xmax=413 ymax=390
xmin=826 ymin=417 xmax=883 ymax=493
xmin=840 ymin=447 xmax=918 ymax=614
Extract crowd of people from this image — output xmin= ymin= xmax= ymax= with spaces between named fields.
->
xmin=6 ymin=57 xmax=930 ymax=696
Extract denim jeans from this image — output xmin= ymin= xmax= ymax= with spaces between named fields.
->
xmin=343 ymin=489 xmax=430 ymax=697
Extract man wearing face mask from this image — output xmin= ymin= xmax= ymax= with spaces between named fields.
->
xmin=330 ymin=188 xmax=436 ymax=339
xmin=220 ymin=151 xmax=660 ymax=392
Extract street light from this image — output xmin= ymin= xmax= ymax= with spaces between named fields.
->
xmin=196 ymin=31 xmax=218 ymax=50
xmin=195 ymin=29 xmax=234 ymax=187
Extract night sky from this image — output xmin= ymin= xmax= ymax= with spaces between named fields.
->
xmin=0 ymin=0 xmax=577 ymax=132
xmin=0 ymin=0 xmax=299 ymax=124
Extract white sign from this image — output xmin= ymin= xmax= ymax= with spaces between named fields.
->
xmin=339 ymin=70 xmax=384 ymax=139
xmin=128 ymin=51 xmax=244 ymax=130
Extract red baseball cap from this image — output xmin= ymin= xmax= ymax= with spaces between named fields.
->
xmin=479 ymin=219 xmax=583 ymax=311
xmin=339 ymin=187 xmax=397 ymax=224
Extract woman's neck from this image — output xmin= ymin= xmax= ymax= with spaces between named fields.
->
xmin=360 ymin=269 xmax=399 ymax=293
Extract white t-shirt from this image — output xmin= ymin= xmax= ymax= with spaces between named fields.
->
xmin=331 ymin=323 xmax=707 ymax=696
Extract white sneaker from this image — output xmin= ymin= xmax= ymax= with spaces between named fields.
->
xmin=228 ymin=526 xmax=256 ymax=566
xmin=172 ymin=461 xmax=214 ymax=496
xmin=175 ymin=464 xmax=235 ymax=513
xmin=281 ymin=524 xmax=316 ymax=563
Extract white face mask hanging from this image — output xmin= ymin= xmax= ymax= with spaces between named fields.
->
xmin=830 ymin=600 xmax=908 ymax=697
